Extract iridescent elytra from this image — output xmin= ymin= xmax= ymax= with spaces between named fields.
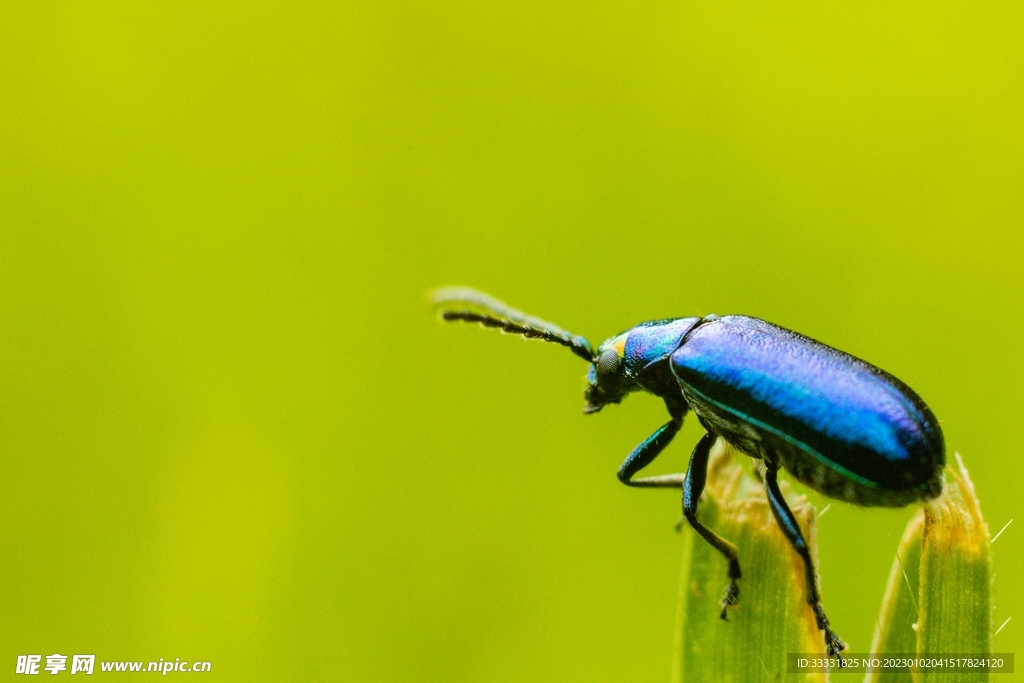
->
xmin=433 ymin=287 xmax=945 ymax=657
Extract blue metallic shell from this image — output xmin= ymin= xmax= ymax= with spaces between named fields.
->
xmin=670 ymin=316 xmax=944 ymax=506
xmin=623 ymin=319 xmax=699 ymax=376
xmin=618 ymin=318 xmax=700 ymax=402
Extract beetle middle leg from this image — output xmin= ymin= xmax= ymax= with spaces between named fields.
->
xmin=681 ymin=432 xmax=743 ymax=619
xmin=762 ymin=461 xmax=846 ymax=657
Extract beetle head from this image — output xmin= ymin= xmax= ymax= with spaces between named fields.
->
xmin=584 ymin=333 xmax=635 ymax=413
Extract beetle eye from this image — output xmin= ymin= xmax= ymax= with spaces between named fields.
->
xmin=597 ymin=348 xmax=620 ymax=377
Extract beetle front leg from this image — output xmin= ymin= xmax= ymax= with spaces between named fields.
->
xmin=616 ymin=418 xmax=685 ymax=488
xmin=763 ymin=462 xmax=846 ymax=657
xmin=683 ymin=432 xmax=743 ymax=619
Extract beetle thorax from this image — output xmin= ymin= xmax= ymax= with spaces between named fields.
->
xmin=622 ymin=318 xmax=700 ymax=399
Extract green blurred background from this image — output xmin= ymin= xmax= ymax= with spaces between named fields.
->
xmin=1 ymin=1 xmax=1021 ymax=681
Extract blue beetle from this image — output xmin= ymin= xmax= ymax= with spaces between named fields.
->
xmin=434 ymin=287 xmax=945 ymax=657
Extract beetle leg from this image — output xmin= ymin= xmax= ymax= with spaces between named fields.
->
xmin=762 ymin=463 xmax=847 ymax=657
xmin=682 ymin=432 xmax=742 ymax=620
xmin=616 ymin=420 xmax=683 ymax=488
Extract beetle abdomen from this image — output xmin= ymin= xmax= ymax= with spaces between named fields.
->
xmin=670 ymin=316 xmax=944 ymax=506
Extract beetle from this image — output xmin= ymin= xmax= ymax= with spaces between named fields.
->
xmin=433 ymin=287 xmax=945 ymax=657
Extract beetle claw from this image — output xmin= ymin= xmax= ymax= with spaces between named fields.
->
xmin=812 ymin=603 xmax=846 ymax=658
xmin=718 ymin=579 xmax=740 ymax=619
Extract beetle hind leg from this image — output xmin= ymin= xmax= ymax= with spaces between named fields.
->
xmin=763 ymin=462 xmax=846 ymax=657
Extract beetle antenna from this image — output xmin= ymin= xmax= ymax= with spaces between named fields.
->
xmin=432 ymin=287 xmax=596 ymax=362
